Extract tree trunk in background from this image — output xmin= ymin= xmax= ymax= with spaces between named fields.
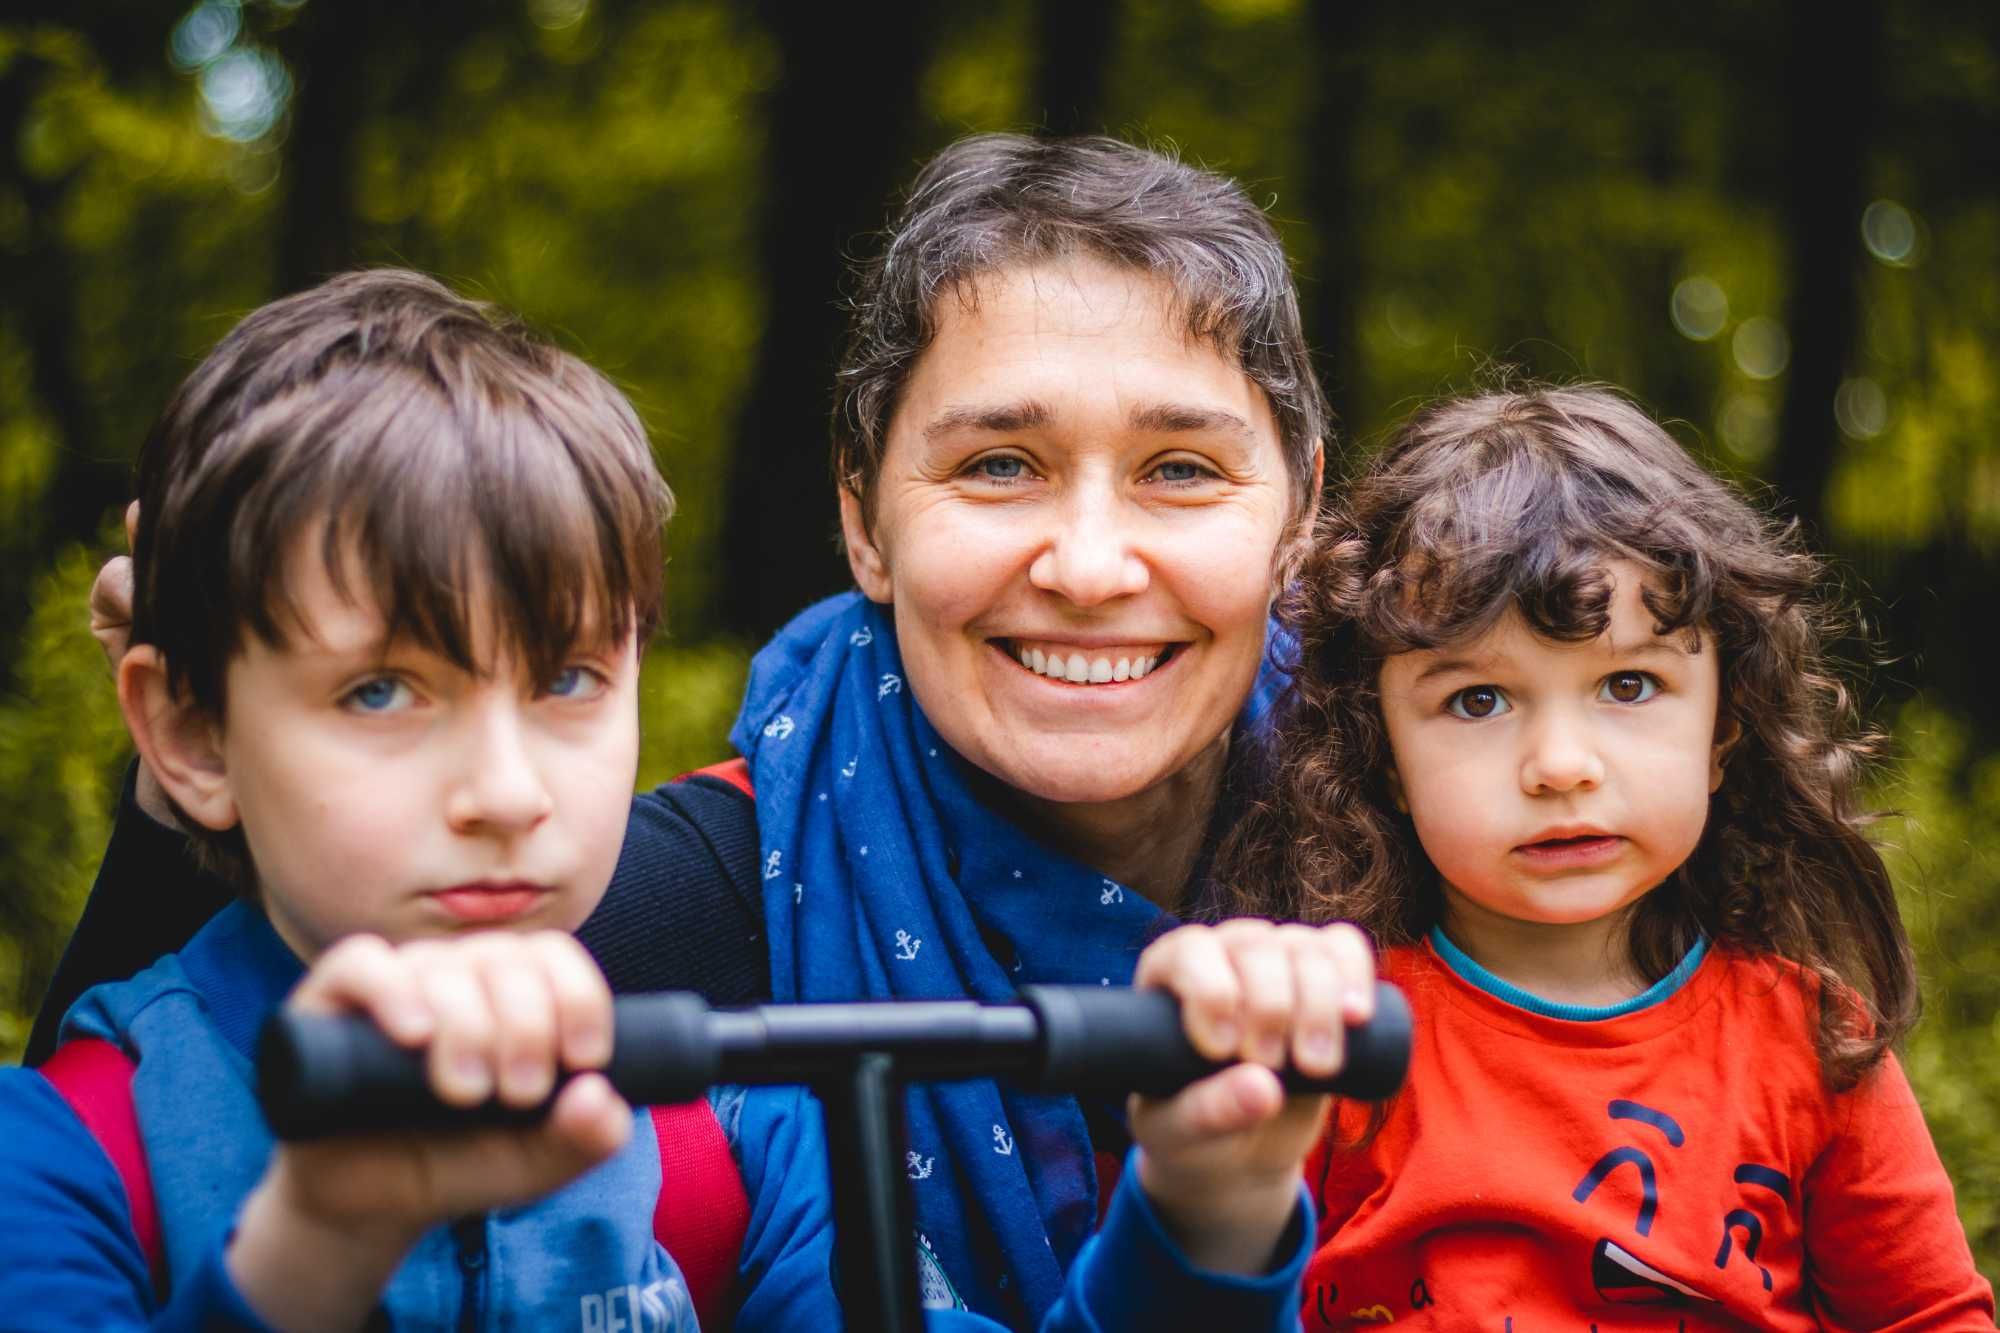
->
xmin=1034 ymin=0 xmax=1118 ymax=136
xmin=1303 ymin=0 xmax=1369 ymax=469
xmin=274 ymin=0 xmax=378 ymax=294
xmin=1770 ymin=0 xmax=1879 ymax=540
xmin=718 ymin=1 xmax=939 ymax=639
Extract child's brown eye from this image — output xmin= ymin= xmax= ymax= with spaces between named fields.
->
xmin=1446 ymin=685 xmax=1508 ymax=720
xmin=1601 ymin=672 xmax=1658 ymax=704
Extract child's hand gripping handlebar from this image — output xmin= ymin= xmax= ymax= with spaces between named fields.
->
xmin=258 ymin=982 xmax=1412 ymax=1140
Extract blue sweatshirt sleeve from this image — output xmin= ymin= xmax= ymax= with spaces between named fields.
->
xmin=728 ymin=1085 xmax=1312 ymax=1333
xmin=0 ymin=1068 xmax=276 ymax=1333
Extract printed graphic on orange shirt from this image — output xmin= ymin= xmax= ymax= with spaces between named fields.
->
xmin=1571 ymin=1099 xmax=1791 ymax=1310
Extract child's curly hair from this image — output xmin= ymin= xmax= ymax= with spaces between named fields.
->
xmin=1216 ymin=384 xmax=1916 ymax=1088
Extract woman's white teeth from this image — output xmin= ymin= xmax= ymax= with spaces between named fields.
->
xmin=1013 ymin=644 xmax=1161 ymax=684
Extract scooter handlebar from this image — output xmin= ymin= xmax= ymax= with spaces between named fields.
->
xmin=258 ymin=982 xmax=1410 ymax=1141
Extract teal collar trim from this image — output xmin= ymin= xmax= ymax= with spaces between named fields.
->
xmin=1428 ymin=926 xmax=1708 ymax=1021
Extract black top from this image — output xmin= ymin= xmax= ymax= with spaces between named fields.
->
xmin=25 ymin=767 xmax=770 ymax=1066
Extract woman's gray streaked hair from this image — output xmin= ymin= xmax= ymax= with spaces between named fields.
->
xmin=832 ymin=133 xmax=1329 ymax=518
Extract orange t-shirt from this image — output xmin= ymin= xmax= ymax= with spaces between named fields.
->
xmin=1305 ymin=940 xmax=1993 ymax=1331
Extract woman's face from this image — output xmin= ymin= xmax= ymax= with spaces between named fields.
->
xmin=840 ymin=257 xmax=1305 ymax=807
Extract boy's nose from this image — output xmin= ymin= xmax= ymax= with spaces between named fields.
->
xmin=1519 ymin=715 xmax=1605 ymax=794
xmin=446 ymin=705 xmax=555 ymax=833
xmin=1026 ymin=485 xmax=1150 ymax=607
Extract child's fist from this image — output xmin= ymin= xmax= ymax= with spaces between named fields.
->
xmin=229 ymin=931 xmax=631 ymax=1330
xmin=1127 ymin=919 xmax=1375 ymax=1274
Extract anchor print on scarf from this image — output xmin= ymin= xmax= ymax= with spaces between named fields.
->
xmin=893 ymin=929 xmax=922 ymax=962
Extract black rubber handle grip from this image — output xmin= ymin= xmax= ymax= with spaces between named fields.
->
xmin=258 ymin=982 xmax=1411 ymax=1141
xmin=259 ymin=991 xmax=716 ymax=1140
xmin=1018 ymin=979 xmax=1410 ymax=1101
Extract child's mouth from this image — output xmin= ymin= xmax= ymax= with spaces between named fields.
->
xmin=1514 ymin=834 xmax=1624 ymax=866
xmin=430 ymin=881 xmax=551 ymax=922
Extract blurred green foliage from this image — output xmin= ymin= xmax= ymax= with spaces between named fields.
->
xmin=1 ymin=0 xmax=1995 ymax=1277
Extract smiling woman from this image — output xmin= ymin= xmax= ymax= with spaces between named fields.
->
xmin=841 ymin=257 xmax=1309 ymax=883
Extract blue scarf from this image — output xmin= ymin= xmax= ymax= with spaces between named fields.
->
xmin=731 ymin=592 xmax=1286 ymax=1327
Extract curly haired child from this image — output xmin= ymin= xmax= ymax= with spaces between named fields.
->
xmin=1216 ymin=384 xmax=1993 ymax=1328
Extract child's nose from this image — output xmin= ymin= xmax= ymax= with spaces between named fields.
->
xmin=1519 ymin=714 xmax=1606 ymax=794
xmin=446 ymin=705 xmax=555 ymax=832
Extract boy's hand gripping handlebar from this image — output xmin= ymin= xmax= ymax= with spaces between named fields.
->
xmin=258 ymin=982 xmax=1412 ymax=1139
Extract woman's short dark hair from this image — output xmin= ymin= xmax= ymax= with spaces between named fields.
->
xmin=832 ymin=134 xmax=1328 ymax=519
xmin=131 ymin=267 xmax=672 ymax=881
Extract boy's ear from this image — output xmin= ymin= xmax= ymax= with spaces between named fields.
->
xmin=1709 ymin=715 xmax=1744 ymax=793
xmin=118 ymin=645 xmax=239 ymax=832
xmin=838 ymin=486 xmax=893 ymax=604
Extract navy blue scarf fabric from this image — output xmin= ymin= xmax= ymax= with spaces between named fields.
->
xmin=731 ymin=592 xmax=1286 ymax=1327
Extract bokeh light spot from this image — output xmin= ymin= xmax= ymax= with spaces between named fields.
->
xmin=1383 ymin=293 xmax=1431 ymax=348
xmin=1834 ymin=377 xmax=1889 ymax=439
xmin=199 ymin=47 xmax=292 ymax=143
xmin=1719 ymin=393 xmax=1776 ymax=462
xmin=1670 ymin=276 xmax=1728 ymax=341
xmin=1861 ymin=200 xmax=1919 ymax=267
xmin=169 ymin=1 xmax=241 ymax=73
xmin=528 ymin=0 xmax=590 ymax=30
xmin=1732 ymin=316 xmax=1790 ymax=380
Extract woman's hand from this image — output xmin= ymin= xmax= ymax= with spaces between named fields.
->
xmin=91 ymin=501 xmax=176 ymax=824
xmin=1126 ymin=918 xmax=1376 ymax=1275
xmin=228 ymin=931 xmax=630 ymax=1333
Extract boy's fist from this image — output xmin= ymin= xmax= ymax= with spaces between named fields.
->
xmin=229 ymin=932 xmax=629 ymax=1332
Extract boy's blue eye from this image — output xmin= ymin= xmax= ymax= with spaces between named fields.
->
xmin=1446 ymin=685 xmax=1509 ymax=720
xmin=345 ymin=677 xmax=410 ymax=713
xmin=546 ymin=666 xmax=606 ymax=700
xmin=1600 ymin=671 xmax=1660 ymax=704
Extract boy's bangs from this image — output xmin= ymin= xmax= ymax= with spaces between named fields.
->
xmin=241 ymin=367 xmax=667 ymax=680
xmin=1362 ymin=436 xmax=1716 ymax=657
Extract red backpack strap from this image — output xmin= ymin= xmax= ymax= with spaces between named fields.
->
xmin=41 ymin=1039 xmax=165 ymax=1292
xmin=651 ymin=1099 xmax=749 ymax=1329
xmin=681 ymin=757 xmax=752 ymax=799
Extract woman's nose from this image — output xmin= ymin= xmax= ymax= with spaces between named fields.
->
xmin=1519 ymin=713 xmax=1606 ymax=794
xmin=445 ymin=702 xmax=555 ymax=834
xmin=1026 ymin=489 xmax=1149 ymax=606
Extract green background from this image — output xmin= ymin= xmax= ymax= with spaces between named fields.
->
xmin=2 ymin=0 xmax=1995 ymax=1273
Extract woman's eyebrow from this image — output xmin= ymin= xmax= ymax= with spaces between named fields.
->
xmin=922 ymin=399 xmax=1052 ymax=439
xmin=1128 ymin=402 xmax=1257 ymax=441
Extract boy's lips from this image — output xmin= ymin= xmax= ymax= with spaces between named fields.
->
xmin=428 ymin=881 xmax=552 ymax=922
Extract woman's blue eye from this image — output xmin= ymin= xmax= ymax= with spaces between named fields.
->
xmin=346 ymin=677 xmax=409 ymax=713
xmin=1600 ymin=672 xmax=1660 ymax=704
xmin=1153 ymin=460 xmax=1207 ymax=483
xmin=546 ymin=666 xmax=605 ymax=700
xmin=974 ymin=456 xmax=1027 ymax=481
xmin=1446 ymin=685 xmax=1509 ymax=720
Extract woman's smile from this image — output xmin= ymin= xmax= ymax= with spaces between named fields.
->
xmin=996 ymin=638 xmax=1178 ymax=685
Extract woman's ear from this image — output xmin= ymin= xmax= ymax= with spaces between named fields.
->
xmin=1709 ymin=715 xmax=1744 ymax=793
xmin=838 ymin=485 xmax=893 ymax=603
xmin=118 ymin=645 xmax=239 ymax=832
